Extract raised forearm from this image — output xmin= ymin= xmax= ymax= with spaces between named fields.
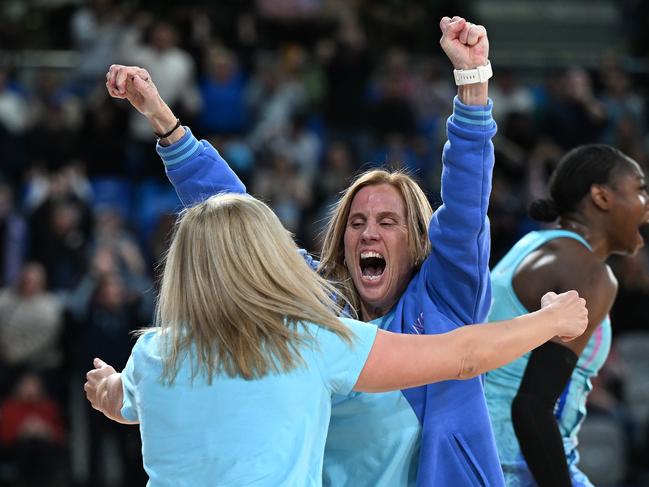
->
xmin=145 ymin=97 xmax=186 ymax=146
xmin=458 ymin=81 xmax=488 ymax=106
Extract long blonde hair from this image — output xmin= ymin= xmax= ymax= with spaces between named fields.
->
xmin=154 ymin=194 xmax=353 ymax=384
xmin=318 ymin=169 xmax=433 ymax=314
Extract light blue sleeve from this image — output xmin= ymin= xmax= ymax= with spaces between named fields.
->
xmin=120 ymin=333 xmax=149 ymax=421
xmin=157 ymin=129 xmax=320 ymax=272
xmin=121 ymin=345 xmax=139 ymax=422
xmin=316 ymin=318 xmax=378 ymax=395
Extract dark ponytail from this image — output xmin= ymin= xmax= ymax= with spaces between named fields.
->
xmin=528 ymin=198 xmax=559 ymax=222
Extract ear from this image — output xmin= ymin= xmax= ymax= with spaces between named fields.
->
xmin=590 ymin=184 xmax=612 ymax=211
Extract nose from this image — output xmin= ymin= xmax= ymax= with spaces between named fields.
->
xmin=361 ymin=221 xmax=380 ymax=242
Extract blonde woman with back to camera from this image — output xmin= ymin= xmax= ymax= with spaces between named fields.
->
xmin=85 ymin=193 xmax=588 ymax=487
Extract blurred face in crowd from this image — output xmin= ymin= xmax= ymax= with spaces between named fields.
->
xmin=15 ymin=373 xmax=46 ymax=401
xmin=206 ymin=47 xmax=236 ymax=83
xmin=151 ymin=23 xmax=177 ymax=51
xmin=97 ymin=273 xmax=125 ymax=309
xmin=18 ymin=263 xmax=46 ymax=297
xmin=51 ymin=204 xmax=80 ymax=236
xmin=343 ymin=183 xmax=414 ymax=320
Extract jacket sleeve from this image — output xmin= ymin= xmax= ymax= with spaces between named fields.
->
xmin=155 ymin=128 xmax=322 ymax=271
xmin=421 ymin=96 xmax=496 ymax=325
xmin=156 ymin=127 xmax=246 ymax=207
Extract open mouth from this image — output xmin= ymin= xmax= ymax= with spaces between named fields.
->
xmin=359 ymin=251 xmax=386 ymax=281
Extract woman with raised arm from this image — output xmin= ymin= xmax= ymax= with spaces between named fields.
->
xmin=85 ymin=193 xmax=588 ymax=487
xmin=105 ymin=16 xmax=511 ymax=486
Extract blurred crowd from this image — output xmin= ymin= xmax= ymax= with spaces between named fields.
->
xmin=1 ymin=0 xmax=649 ymax=485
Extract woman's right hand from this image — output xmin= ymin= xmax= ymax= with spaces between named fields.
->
xmin=540 ymin=290 xmax=588 ymax=342
xmin=105 ymin=64 xmax=184 ymax=143
xmin=106 ymin=64 xmax=164 ymax=118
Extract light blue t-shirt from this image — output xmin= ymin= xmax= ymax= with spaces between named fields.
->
xmin=121 ymin=317 xmax=378 ymax=487
xmin=323 ymin=312 xmax=421 ymax=487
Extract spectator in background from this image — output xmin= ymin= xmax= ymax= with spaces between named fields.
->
xmin=0 ymin=371 xmax=68 ymax=487
xmin=0 ymin=67 xmax=32 ymax=181
xmin=69 ymin=0 xmax=128 ymax=97
xmin=368 ymin=49 xmax=421 ymax=175
xmin=252 ymin=151 xmax=311 ymax=234
xmin=313 ymin=140 xmax=354 ymax=207
xmin=599 ymin=69 xmax=646 ymax=147
xmin=370 ymin=48 xmax=417 ymax=138
xmin=269 ymin=111 xmax=321 ymax=184
xmin=79 ymin=88 xmax=129 ymax=177
xmin=197 ymin=45 xmax=249 ymax=137
xmin=489 ymin=67 xmax=535 ymax=126
xmin=69 ymin=260 xmax=149 ymax=487
xmin=0 ymin=263 xmax=64 ymax=398
xmin=308 ymin=140 xmax=355 ymax=249
xmin=318 ymin=15 xmax=373 ymax=159
xmin=67 ymin=241 xmax=154 ymax=348
xmin=542 ymin=67 xmax=608 ymax=151
xmin=93 ymin=209 xmax=148 ymax=280
xmin=0 ymin=68 xmax=31 ymax=136
xmin=0 ymin=183 xmax=26 ymax=288
xmin=27 ymin=166 xmax=93 ymax=291
xmin=246 ymin=51 xmax=307 ymax=152
xmin=125 ymin=20 xmax=201 ymax=130
xmin=26 ymin=70 xmax=83 ymax=171
xmin=411 ymin=57 xmax=454 ymax=135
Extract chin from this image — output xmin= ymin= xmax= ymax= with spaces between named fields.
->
xmin=358 ymin=290 xmax=387 ymax=308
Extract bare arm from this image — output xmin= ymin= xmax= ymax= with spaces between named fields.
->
xmin=354 ymin=290 xmax=587 ymax=392
xmin=106 ymin=64 xmax=185 ymax=146
xmin=513 ymin=242 xmax=618 ymax=355
xmin=84 ymin=358 xmax=138 ymax=425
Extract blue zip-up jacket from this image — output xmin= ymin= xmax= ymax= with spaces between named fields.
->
xmin=157 ymin=96 xmax=503 ymax=487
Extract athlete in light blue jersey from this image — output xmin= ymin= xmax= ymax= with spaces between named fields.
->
xmin=486 ymin=230 xmax=611 ymax=486
xmin=485 ymin=145 xmax=649 ymax=486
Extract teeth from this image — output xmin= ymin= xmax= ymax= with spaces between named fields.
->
xmin=360 ymin=251 xmax=384 ymax=259
xmin=362 ymin=275 xmax=381 ymax=281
